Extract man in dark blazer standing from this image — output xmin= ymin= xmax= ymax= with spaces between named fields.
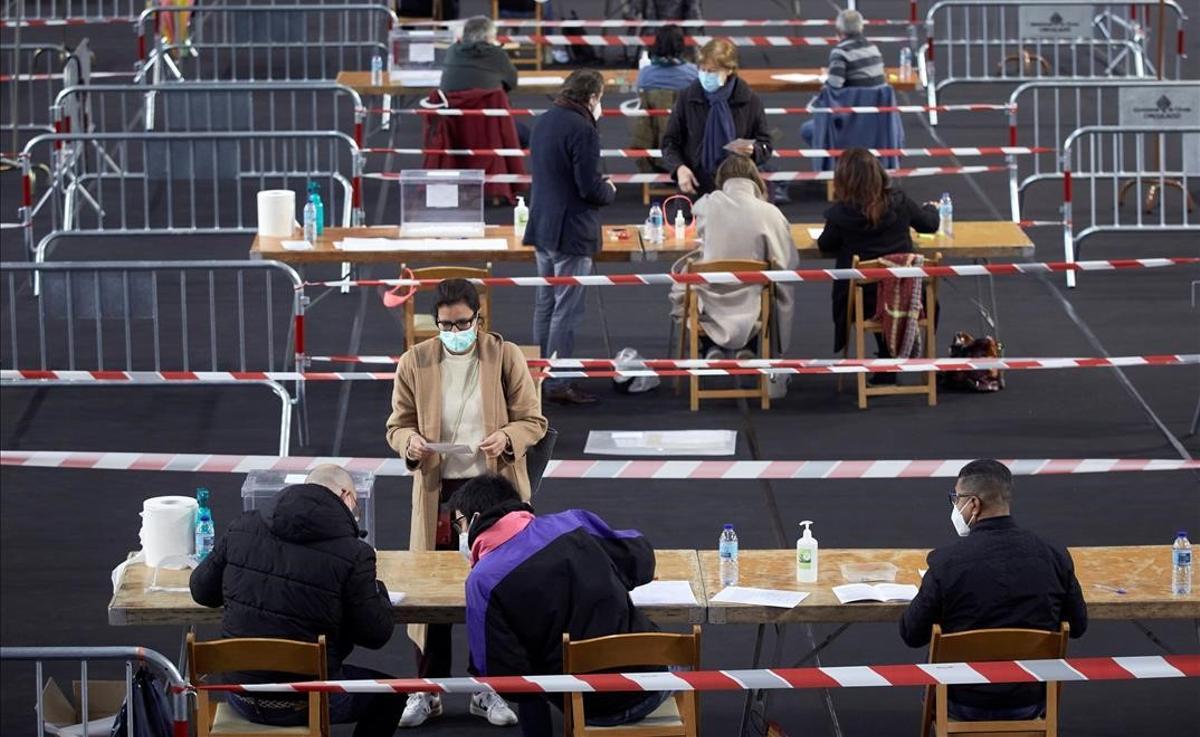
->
xmin=523 ymin=69 xmax=616 ymax=405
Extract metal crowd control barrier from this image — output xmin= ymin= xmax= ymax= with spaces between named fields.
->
xmin=52 ymin=81 xmax=366 ymax=145
xmin=0 ymin=646 xmax=189 ymax=737
xmin=1006 ymin=80 xmax=1200 ymax=222
xmin=919 ymin=1 xmax=1187 ymax=124
xmin=0 ymin=260 xmax=307 ymax=453
xmin=135 ymin=4 xmax=398 ymax=83
xmin=1 ymin=40 xmax=82 ymax=151
xmin=0 ymin=0 xmax=145 ymax=23
xmin=19 ymin=130 xmax=361 ymax=262
xmin=1060 ymin=125 xmax=1198 ymax=288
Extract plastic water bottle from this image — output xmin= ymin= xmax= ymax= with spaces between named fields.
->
xmin=648 ymin=202 xmax=664 ymax=245
xmin=307 ymin=181 xmax=325 ymax=236
xmin=1173 ymin=531 xmax=1192 ymax=595
xmin=638 ymin=49 xmax=651 ymax=70
xmin=673 ymin=208 xmax=686 ymax=242
xmin=194 ymin=487 xmax=214 ymax=560
xmin=938 ymin=192 xmax=953 ymax=238
xmin=195 ymin=510 xmax=215 ymax=561
xmin=370 ymin=53 xmax=384 ymax=86
xmin=719 ymin=524 xmax=739 ymax=587
xmin=303 ymin=198 xmax=317 ymax=244
xmin=899 ymin=47 xmax=913 ymax=83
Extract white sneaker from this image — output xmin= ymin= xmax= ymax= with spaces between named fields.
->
xmin=470 ymin=691 xmax=519 ymax=727
xmin=399 ymin=692 xmax=442 ymax=728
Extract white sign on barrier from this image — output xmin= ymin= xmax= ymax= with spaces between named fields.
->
xmin=1185 ymin=135 xmax=1200 ymax=176
xmin=1118 ymin=86 xmax=1200 ymax=128
xmin=1017 ymin=5 xmax=1094 ymax=39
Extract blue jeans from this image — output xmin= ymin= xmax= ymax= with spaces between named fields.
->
xmin=948 ymin=701 xmax=1044 ymax=721
xmin=532 ymin=250 xmax=592 ymax=390
xmin=800 ymin=119 xmax=815 ymax=146
xmin=228 ymin=664 xmax=404 ymax=737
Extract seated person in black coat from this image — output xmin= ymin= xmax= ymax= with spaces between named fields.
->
xmin=661 ymin=38 xmax=772 ymax=196
xmin=190 ymin=464 xmax=402 ymax=737
xmin=817 ymin=148 xmax=939 ymax=358
xmin=901 ymin=460 xmax=1088 ymax=722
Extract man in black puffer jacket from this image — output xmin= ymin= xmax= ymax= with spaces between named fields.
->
xmin=190 ymin=464 xmax=402 ymax=737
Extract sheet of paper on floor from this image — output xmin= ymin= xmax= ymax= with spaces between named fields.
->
xmin=584 ymin=429 xmax=737 ymax=456
xmin=710 ymin=586 xmax=810 ymax=608
xmin=335 ymin=238 xmax=507 ymax=252
xmin=630 ymin=580 xmax=699 ymax=607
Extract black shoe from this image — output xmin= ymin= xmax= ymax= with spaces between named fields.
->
xmin=545 ymin=384 xmax=598 ymax=405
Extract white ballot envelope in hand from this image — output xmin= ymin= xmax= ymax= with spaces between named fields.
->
xmin=723 ymin=138 xmax=756 ymax=154
xmin=426 ymin=442 xmax=473 ymax=455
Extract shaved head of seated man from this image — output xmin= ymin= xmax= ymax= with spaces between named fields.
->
xmin=190 ymin=464 xmax=403 ymax=736
xmin=900 ymin=459 xmax=1088 ymax=723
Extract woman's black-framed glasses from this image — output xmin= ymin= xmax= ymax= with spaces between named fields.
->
xmin=435 ymin=313 xmax=480 ymax=332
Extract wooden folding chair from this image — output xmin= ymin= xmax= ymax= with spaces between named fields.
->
xmin=492 ymin=0 xmax=544 ymax=70
xmin=845 ymin=252 xmax=940 ymax=409
xmin=188 ymin=632 xmax=329 ymax=737
xmin=920 ymin=623 xmax=1069 ymax=737
xmin=401 ymin=264 xmax=493 ymax=351
xmin=562 ymin=626 xmax=701 ymax=737
xmin=676 ymin=259 xmax=772 ymax=412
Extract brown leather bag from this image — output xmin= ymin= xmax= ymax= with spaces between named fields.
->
xmin=941 ymin=331 xmax=1005 ymax=392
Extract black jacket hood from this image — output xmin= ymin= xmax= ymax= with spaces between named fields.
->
xmin=270 ymin=484 xmax=362 ymax=543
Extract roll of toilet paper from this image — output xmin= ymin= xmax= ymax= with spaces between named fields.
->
xmin=257 ymin=189 xmax=296 ymax=238
xmin=139 ymin=496 xmax=198 ymax=568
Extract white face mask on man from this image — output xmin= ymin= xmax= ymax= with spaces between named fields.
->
xmin=950 ymin=504 xmax=972 ymax=537
xmin=459 ymin=530 xmax=472 ymax=561
xmin=591 ymin=99 xmax=603 ymax=121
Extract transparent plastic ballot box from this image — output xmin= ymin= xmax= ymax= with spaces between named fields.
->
xmin=398 ymin=169 xmax=487 ymax=238
xmin=241 ymin=470 xmax=376 ymax=545
xmin=389 ymin=28 xmax=455 ymax=73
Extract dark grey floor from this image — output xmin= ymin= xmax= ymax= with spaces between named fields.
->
xmin=2 ymin=1 xmax=1199 ymax=735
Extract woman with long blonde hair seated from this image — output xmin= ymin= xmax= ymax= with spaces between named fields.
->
xmin=671 ymin=155 xmax=797 ymax=368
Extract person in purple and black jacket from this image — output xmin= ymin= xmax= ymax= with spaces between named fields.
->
xmin=449 ymin=473 xmax=669 ymax=737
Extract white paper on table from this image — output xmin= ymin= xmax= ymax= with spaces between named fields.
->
xmin=630 ymin=580 xmax=699 ymax=607
xmin=335 ymin=238 xmax=507 ymax=252
xmin=710 ymin=586 xmax=810 ymax=609
xmin=426 ymin=442 xmax=473 ymax=454
xmin=388 ymin=591 xmax=407 ymax=606
xmin=807 ymin=227 xmax=825 ymax=241
xmin=426 ymin=183 xmax=459 ymax=209
xmin=832 ymin=583 xmax=919 ymax=604
xmin=281 ymin=240 xmax=313 ymax=251
xmin=519 ymin=75 xmax=566 ymax=86
xmin=919 ymin=568 xmax=927 ymax=578
xmin=770 ymin=73 xmax=826 ymax=84
xmin=409 ymin=43 xmax=436 ymax=63
xmin=389 ymin=69 xmax=443 ymax=86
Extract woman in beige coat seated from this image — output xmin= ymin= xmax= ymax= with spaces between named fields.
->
xmin=385 ymin=278 xmax=547 ymax=729
xmin=671 ymin=155 xmax=798 ymax=366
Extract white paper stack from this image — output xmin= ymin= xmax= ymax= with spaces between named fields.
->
xmin=630 ymin=580 xmax=700 ymax=607
xmin=710 ymin=586 xmax=810 ymax=609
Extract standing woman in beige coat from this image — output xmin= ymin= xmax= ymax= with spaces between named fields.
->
xmin=385 ymin=278 xmax=547 ymax=729
xmin=671 ymin=155 xmax=798 ymax=362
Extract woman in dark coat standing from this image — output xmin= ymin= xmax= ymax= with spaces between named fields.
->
xmin=817 ymin=148 xmax=940 ymax=357
xmin=661 ymin=38 xmax=773 ymax=196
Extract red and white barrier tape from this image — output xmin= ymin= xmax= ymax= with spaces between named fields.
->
xmin=379 ymin=103 xmax=1011 ymax=118
xmin=199 ymin=655 xmax=1200 ymax=694
xmin=300 ymin=355 xmax=1200 ymax=377
xmin=403 ymin=18 xmax=917 ymax=28
xmin=363 ymin=146 xmax=1047 ymax=159
xmin=6 ymin=355 xmax=1194 ymax=383
xmin=494 ymin=33 xmax=911 ymax=46
xmin=303 ymin=258 xmax=1200 ymax=290
xmin=0 ymin=70 xmax=135 ymax=83
xmin=3 ymin=450 xmax=1197 ymax=478
xmin=0 ymin=17 xmax=135 ymax=27
xmin=364 ymin=166 xmax=1008 ymax=185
